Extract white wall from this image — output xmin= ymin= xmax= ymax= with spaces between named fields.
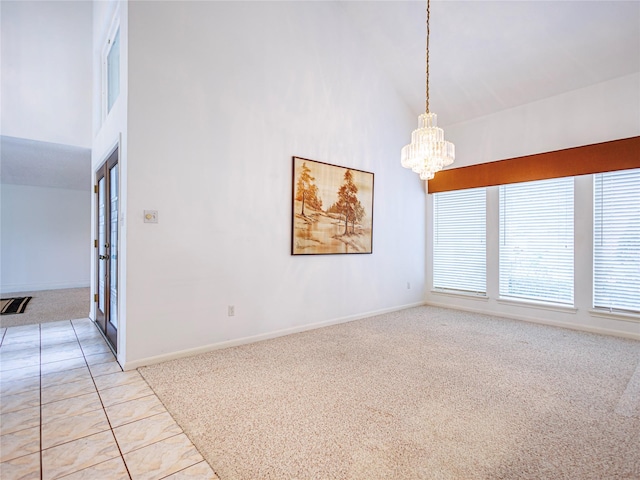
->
xmin=1 ymin=0 xmax=93 ymax=297
xmin=426 ymin=73 xmax=640 ymax=339
xmin=0 ymin=0 xmax=92 ymax=147
xmin=123 ymin=1 xmax=424 ymax=367
xmin=1 ymin=184 xmax=91 ymax=293
xmin=445 ymin=73 xmax=640 ymax=167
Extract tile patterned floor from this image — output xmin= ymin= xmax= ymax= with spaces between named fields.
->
xmin=0 ymin=319 xmax=218 ymax=480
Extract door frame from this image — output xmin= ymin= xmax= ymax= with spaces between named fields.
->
xmin=95 ymin=146 xmax=119 ymax=352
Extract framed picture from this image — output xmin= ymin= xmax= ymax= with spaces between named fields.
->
xmin=292 ymin=156 xmax=374 ymax=255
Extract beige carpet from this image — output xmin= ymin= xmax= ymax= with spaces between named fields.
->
xmin=0 ymin=287 xmax=90 ymax=328
xmin=139 ymin=306 xmax=640 ymax=480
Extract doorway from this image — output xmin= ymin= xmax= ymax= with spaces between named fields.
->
xmin=95 ymin=147 xmax=119 ymax=351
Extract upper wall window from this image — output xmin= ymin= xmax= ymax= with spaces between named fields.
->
xmin=499 ymin=178 xmax=574 ymax=305
xmin=594 ymin=168 xmax=640 ymax=314
xmin=106 ymin=28 xmax=120 ymax=113
xmin=102 ymin=13 xmax=120 ymax=121
xmin=433 ymin=188 xmax=486 ymax=295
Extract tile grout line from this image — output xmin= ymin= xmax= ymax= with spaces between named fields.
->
xmin=71 ymin=318 xmax=134 ymax=480
xmin=39 ymin=322 xmax=43 ymax=480
xmin=3 ymin=320 xmax=215 ymax=479
xmin=34 ymin=320 xmax=122 ymax=479
xmin=107 ymin=405 xmax=163 ymax=429
xmin=136 ymin=369 xmax=221 ymax=480
xmin=108 ymin=367 xmax=214 ymax=476
xmin=156 ymin=461 xmax=213 ymax=480
xmin=40 ymin=319 xmax=88 ymax=479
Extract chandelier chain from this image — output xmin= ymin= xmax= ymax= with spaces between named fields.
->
xmin=425 ymin=0 xmax=430 ymax=113
xmin=400 ymin=0 xmax=454 ymax=181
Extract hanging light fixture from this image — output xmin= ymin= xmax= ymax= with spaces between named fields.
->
xmin=401 ymin=0 xmax=454 ymax=181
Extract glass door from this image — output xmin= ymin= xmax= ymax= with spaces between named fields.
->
xmin=95 ymin=148 xmax=118 ymax=351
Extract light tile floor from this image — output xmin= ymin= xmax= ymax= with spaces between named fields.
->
xmin=0 ymin=319 xmax=219 ymax=480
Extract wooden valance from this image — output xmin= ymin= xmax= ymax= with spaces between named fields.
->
xmin=427 ymin=136 xmax=640 ymax=193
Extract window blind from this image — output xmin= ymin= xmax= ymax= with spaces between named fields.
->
xmin=499 ymin=178 xmax=574 ymax=304
xmin=594 ymin=168 xmax=640 ymax=314
xmin=433 ymin=188 xmax=486 ymax=294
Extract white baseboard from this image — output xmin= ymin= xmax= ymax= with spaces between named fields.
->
xmin=123 ymin=301 xmax=426 ymax=371
xmin=1 ymin=282 xmax=90 ymax=295
xmin=425 ymin=300 xmax=640 ymax=341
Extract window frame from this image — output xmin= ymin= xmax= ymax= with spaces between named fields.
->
xmin=593 ymin=168 xmax=640 ymax=315
xmin=101 ymin=14 xmax=121 ymax=121
xmin=498 ymin=177 xmax=575 ymax=306
xmin=432 ymin=187 xmax=487 ymax=296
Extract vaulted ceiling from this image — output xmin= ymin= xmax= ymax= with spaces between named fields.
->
xmin=2 ymin=1 xmax=638 ymax=190
xmin=342 ymin=0 xmax=640 ymax=126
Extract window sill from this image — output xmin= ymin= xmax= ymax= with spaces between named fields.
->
xmin=589 ymin=309 xmax=640 ymax=324
xmin=497 ymin=297 xmax=577 ymax=314
xmin=431 ymin=289 xmax=489 ymax=301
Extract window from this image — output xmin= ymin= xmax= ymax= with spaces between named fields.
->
xmin=106 ymin=28 xmax=120 ymax=113
xmin=594 ymin=168 xmax=640 ymax=314
xmin=499 ymin=178 xmax=574 ymax=305
xmin=433 ymin=188 xmax=486 ymax=294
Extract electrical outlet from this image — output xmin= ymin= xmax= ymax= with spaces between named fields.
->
xmin=144 ymin=210 xmax=158 ymax=223
xmin=407 ymin=282 xmax=411 ymax=289
xmin=228 ymin=305 xmax=235 ymax=316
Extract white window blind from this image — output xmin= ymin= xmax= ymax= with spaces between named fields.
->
xmin=433 ymin=188 xmax=486 ymax=294
xmin=594 ymin=168 xmax=640 ymax=314
xmin=499 ymin=178 xmax=574 ymax=304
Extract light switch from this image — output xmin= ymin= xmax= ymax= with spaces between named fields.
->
xmin=144 ymin=210 xmax=158 ymax=223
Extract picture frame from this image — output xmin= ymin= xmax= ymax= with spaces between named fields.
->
xmin=292 ymin=156 xmax=374 ymax=255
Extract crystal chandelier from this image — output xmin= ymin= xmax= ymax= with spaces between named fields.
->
xmin=401 ymin=0 xmax=454 ymax=181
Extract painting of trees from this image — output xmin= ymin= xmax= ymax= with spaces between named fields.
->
xmin=336 ymin=170 xmax=359 ymax=235
xmin=295 ymin=162 xmax=322 ymax=216
xmin=329 ymin=170 xmax=368 ymax=236
xmin=352 ymin=201 xmax=365 ymax=234
xmin=292 ymin=157 xmax=373 ymax=255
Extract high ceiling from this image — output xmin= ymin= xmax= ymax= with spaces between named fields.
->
xmin=2 ymin=1 xmax=638 ymax=190
xmin=342 ymin=0 xmax=640 ymax=126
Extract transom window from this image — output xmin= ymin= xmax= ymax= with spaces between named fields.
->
xmin=106 ymin=28 xmax=120 ymax=113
